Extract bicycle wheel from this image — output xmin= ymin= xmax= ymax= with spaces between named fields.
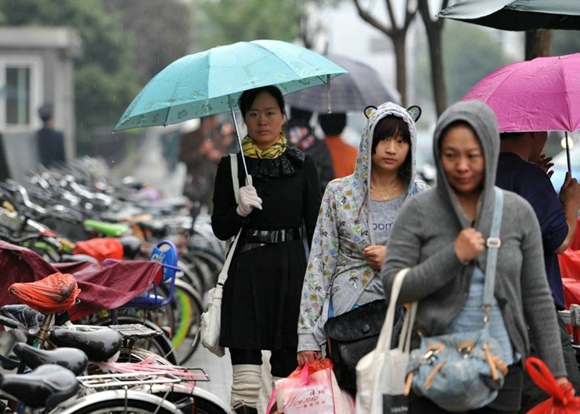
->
xmin=178 ymin=258 xmax=205 ymax=294
xmin=94 ymin=315 xmax=178 ymax=365
xmin=171 ymin=279 xmax=203 ymax=364
xmin=150 ymin=386 xmax=229 ymax=414
xmin=183 ymin=248 xmax=224 ymax=291
xmin=55 ymin=390 xmax=182 ymax=414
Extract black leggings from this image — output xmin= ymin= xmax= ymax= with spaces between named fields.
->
xmin=230 ymin=347 xmax=298 ymax=378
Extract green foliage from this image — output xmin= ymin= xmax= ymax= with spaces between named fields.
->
xmin=443 ymin=22 xmax=511 ymax=104
xmin=0 ymin=0 xmax=140 ymax=153
xmin=414 ymin=21 xmax=511 ymax=107
xmin=553 ymin=31 xmax=580 ymax=56
xmin=191 ymin=0 xmax=307 ymax=51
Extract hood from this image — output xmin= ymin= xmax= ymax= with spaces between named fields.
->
xmin=432 ymin=100 xmax=500 ymax=233
xmin=353 ymin=102 xmax=420 ymax=201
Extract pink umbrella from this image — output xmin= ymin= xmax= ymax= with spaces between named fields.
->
xmin=463 ymin=53 xmax=580 ymax=172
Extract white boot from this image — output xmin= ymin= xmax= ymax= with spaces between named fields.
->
xmin=231 ymin=364 xmax=262 ymax=412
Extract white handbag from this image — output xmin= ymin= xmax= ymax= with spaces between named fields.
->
xmin=200 ymin=154 xmax=241 ymax=357
xmin=355 ymin=268 xmax=417 ymax=414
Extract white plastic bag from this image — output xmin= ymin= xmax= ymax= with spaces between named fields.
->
xmin=355 ymin=268 xmax=416 ymax=414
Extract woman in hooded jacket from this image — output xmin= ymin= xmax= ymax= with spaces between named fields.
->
xmin=297 ymin=102 xmax=429 ymax=395
xmin=381 ymin=100 xmax=570 ymax=413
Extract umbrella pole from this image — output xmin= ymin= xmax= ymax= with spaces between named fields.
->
xmin=228 ymin=96 xmax=249 ymax=180
xmin=565 ymin=131 xmax=572 ymax=175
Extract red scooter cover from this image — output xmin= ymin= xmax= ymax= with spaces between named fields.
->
xmin=0 ymin=240 xmax=163 ymax=320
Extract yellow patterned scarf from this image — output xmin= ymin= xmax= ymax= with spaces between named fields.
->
xmin=241 ymin=133 xmax=287 ymax=159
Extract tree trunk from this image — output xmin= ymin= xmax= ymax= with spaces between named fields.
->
xmin=418 ymin=0 xmax=448 ymax=117
xmin=393 ymin=35 xmax=408 ymax=107
xmin=426 ymin=29 xmax=447 ymax=116
xmin=525 ymin=29 xmax=552 ymax=60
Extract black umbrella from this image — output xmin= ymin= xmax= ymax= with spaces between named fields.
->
xmin=284 ymin=53 xmax=400 ymax=113
xmin=437 ymin=0 xmax=580 ymax=31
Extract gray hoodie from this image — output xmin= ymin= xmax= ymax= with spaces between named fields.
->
xmin=381 ymin=100 xmax=566 ymax=377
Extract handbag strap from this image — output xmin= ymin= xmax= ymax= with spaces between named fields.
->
xmin=217 ymin=154 xmax=243 ymax=287
xmin=482 ymin=187 xmax=504 ymax=317
xmin=374 ymin=268 xmax=417 ymax=353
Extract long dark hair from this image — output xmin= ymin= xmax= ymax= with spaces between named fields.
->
xmin=238 ymin=86 xmax=286 ymax=120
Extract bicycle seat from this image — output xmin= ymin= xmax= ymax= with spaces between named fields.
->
xmin=0 ymin=364 xmax=78 ymax=408
xmin=8 ymin=273 xmax=80 ymax=315
xmin=136 ymin=218 xmax=167 ymax=236
xmin=49 ymin=327 xmax=123 ymax=362
xmin=83 ymin=219 xmax=129 ymax=237
xmin=13 ymin=342 xmax=88 ymax=376
xmin=118 ymin=235 xmax=142 ymax=259
xmin=0 ymin=304 xmax=44 ymax=330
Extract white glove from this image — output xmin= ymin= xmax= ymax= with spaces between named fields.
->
xmin=236 ymin=176 xmax=262 ymax=217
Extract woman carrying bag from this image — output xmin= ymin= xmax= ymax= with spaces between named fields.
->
xmin=297 ymin=102 xmax=429 ymax=396
xmin=381 ymin=100 xmax=571 ymax=413
xmin=211 ymin=86 xmax=322 ymax=414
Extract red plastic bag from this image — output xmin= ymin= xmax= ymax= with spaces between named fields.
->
xmin=8 ymin=272 xmax=81 ymax=315
xmin=525 ymin=356 xmax=580 ymax=413
xmin=274 ymin=358 xmax=355 ymax=414
xmin=74 ymin=237 xmax=124 ymax=262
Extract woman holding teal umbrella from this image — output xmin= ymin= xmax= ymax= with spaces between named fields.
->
xmin=211 ymin=85 xmax=322 ymax=414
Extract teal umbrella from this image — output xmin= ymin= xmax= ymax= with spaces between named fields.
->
xmin=437 ymin=0 xmax=580 ymax=31
xmin=114 ymin=39 xmax=347 ymax=132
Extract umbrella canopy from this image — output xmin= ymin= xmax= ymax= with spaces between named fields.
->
xmin=284 ymin=53 xmax=400 ymax=113
xmin=437 ymin=0 xmax=580 ymax=31
xmin=114 ymin=39 xmax=348 ymax=132
xmin=462 ymin=53 xmax=580 ymax=133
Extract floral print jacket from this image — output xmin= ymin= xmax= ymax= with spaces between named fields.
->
xmin=297 ymin=102 xmax=429 ymax=351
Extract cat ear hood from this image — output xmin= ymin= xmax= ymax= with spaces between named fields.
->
xmin=355 ymin=101 xmax=421 ymax=204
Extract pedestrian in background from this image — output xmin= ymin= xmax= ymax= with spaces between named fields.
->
xmin=286 ymin=106 xmax=334 ymax=193
xmin=211 ymin=86 xmax=322 ymax=414
xmin=496 ymin=130 xmax=580 ymax=412
xmin=319 ymin=112 xmax=358 ymax=178
xmin=36 ymin=102 xmax=66 ymax=167
xmin=179 ymin=115 xmax=236 ymax=213
xmin=382 ymin=100 xmax=570 ymax=413
xmin=298 ymin=102 xmax=428 ymax=395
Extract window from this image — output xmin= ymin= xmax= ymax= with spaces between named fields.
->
xmin=0 ymin=56 xmax=42 ymax=131
xmin=6 ymin=66 xmax=31 ymax=125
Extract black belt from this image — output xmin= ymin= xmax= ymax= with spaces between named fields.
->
xmin=246 ymin=228 xmax=301 ymax=244
xmin=240 ymin=228 xmax=301 ymax=254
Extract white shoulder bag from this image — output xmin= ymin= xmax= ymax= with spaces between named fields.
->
xmin=355 ymin=267 xmax=417 ymax=414
xmin=200 ymin=154 xmax=242 ymax=357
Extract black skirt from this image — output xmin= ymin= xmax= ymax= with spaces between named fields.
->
xmin=219 ymin=239 xmax=307 ymax=350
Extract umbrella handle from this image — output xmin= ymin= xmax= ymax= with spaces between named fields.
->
xmin=228 ymin=96 xmax=249 ymax=177
xmin=565 ymin=131 xmax=572 ymax=175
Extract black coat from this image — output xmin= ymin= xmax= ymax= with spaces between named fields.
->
xmin=211 ymin=148 xmax=321 ymax=349
xmin=36 ymin=127 xmax=65 ymax=167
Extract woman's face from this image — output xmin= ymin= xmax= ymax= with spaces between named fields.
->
xmin=372 ymin=135 xmax=410 ymax=175
xmin=244 ymin=90 xmax=285 ymax=150
xmin=440 ymin=124 xmax=485 ymax=197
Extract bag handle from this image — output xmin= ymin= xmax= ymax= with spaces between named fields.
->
xmin=217 ymin=154 xmax=243 ymax=287
xmin=374 ymin=268 xmax=415 ymax=353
